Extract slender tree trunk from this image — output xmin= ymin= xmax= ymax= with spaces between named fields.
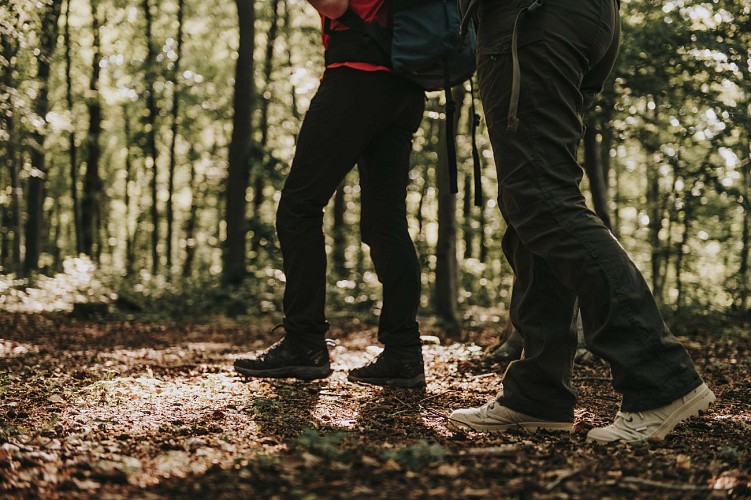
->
xmin=81 ymin=0 xmax=103 ymax=259
xmin=462 ymin=172 xmax=473 ymax=259
xmin=123 ymin=105 xmax=136 ymax=276
xmin=583 ymin=116 xmax=611 ymax=229
xmin=675 ymin=201 xmax=691 ymax=311
xmin=660 ymin=163 xmax=681 ymax=301
xmin=0 ymin=3 xmax=23 ymax=275
xmin=8 ymin=140 xmax=22 ymax=273
xmin=647 ymin=164 xmax=663 ymax=302
xmin=739 ymin=151 xmax=750 ymax=312
xmin=223 ymin=0 xmax=256 ymax=284
xmin=183 ymin=147 xmax=200 ymax=278
xmin=611 ymin=148 xmax=621 ymax=239
xmin=1 ymin=15 xmax=23 ymax=273
xmin=332 ymin=181 xmax=347 ymax=277
xmin=259 ymin=0 xmax=280 ymax=149
xmin=142 ymin=0 xmax=160 ymax=275
xmin=166 ymin=0 xmax=185 ymax=272
xmin=479 ymin=197 xmax=488 ymax=263
xmin=284 ymin=0 xmax=299 ymax=124
xmin=250 ymin=0 xmax=282 ymax=249
xmin=50 ymin=198 xmax=62 ymax=268
xmin=599 ymin=118 xmax=613 ymax=226
xmin=434 ymin=86 xmax=465 ymax=331
xmin=25 ymin=0 xmax=64 ymax=275
xmin=63 ymin=0 xmax=82 ymax=254
xmin=416 ymin=119 xmax=436 ymax=263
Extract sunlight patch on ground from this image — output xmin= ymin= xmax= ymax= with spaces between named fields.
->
xmin=0 ymin=339 xmax=39 ymax=358
xmin=57 ymin=371 xmax=269 ymax=488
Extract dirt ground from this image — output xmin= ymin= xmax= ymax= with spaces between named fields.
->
xmin=1 ymin=313 xmax=749 ymax=498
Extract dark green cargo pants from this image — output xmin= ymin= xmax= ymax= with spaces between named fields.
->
xmin=476 ymin=0 xmax=703 ymax=421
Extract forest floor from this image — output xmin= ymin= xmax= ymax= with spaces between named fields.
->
xmin=0 ymin=312 xmax=749 ymax=499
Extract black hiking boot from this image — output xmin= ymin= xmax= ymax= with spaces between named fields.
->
xmin=234 ymin=335 xmax=332 ymax=380
xmin=348 ymin=350 xmax=425 ymax=388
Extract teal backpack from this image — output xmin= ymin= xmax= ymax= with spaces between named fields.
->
xmin=324 ymin=0 xmax=480 ymax=201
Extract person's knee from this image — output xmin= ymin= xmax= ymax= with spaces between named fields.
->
xmin=360 ymin=213 xmax=411 ymax=255
xmin=275 ymin=193 xmax=321 ymax=239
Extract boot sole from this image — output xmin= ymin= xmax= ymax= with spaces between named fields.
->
xmin=347 ymin=373 xmax=426 ymax=389
xmin=652 ymin=382 xmax=716 ymax=440
xmin=446 ymin=419 xmax=573 ymax=434
xmin=234 ymin=364 xmax=332 ymax=380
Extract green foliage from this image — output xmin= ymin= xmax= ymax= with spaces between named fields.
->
xmin=380 ymin=440 xmax=448 ymax=469
xmin=294 ymin=428 xmax=353 ymax=463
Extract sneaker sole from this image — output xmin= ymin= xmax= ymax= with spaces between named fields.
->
xmin=586 ymin=382 xmax=716 ymax=443
xmin=234 ymin=365 xmax=332 ymax=380
xmin=652 ymin=382 xmax=716 ymax=440
xmin=446 ymin=418 xmax=574 ymax=434
xmin=347 ymin=373 xmax=426 ymax=389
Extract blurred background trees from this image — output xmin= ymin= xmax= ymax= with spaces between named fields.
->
xmin=1 ymin=0 xmax=749 ymax=326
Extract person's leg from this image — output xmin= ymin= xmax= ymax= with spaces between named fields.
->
xmin=451 ymin=0 xmax=707 ymax=433
xmin=347 ymin=76 xmax=427 ymax=388
xmin=496 ymin=223 xmax=579 ymax=422
xmin=276 ymin=68 xmax=394 ymax=348
xmin=235 ymin=68 xmax=405 ymax=378
xmin=358 ymin=113 xmax=424 ymax=353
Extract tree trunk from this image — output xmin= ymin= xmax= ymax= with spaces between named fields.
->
xmin=332 ymin=181 xmax=347 ymax=277
xmin=166 ymin=0 xmax=185 ymax=272
xmin=223 ymin=0 xmax=256 ymax=284
xmin=479 ymin=197 xmax=488 ymax=263
xmin=183 ymin=147 xmax=200 ymax=278
xmin=675 ymin=201 xmax=691 ymax=311
xmin=462 ymin=172 xmax=473 ymax=259
xmin=739 ymin=149 xmax=750 ymax=312
xmin=81 ymin=0 xmax=103 ymax=259
xmin=24 ymin=0 xmax=64 ymax=275
xmin=64 ymin=0 xmax=82 ymax=254
xmin=250 ymin=0 xmax=282 ymax=249
xmin=142 ymin=0 xmax=160 ymax=275
xmin=611 ymin=146 xmax=621 ymax=240
xmin=416 ymin=119 xmax=437 ymax=251
xmin=8 ymin=138 xmax=23 ymax=273
xmin=647 ymin=164 xmax=663 ymax=303
xmin=259 ymin=0 xmax=280 ymax=149
xmin=434 ymin=86 xmax=465 ymax=331
xmin=123 ymin=104 xmax=136 ymax=277
xmin=284 ymin=0 xmax=299 ymax=124
xmin=583 ymin=116 xmax=611 ymax=229
xmin=1 ymin=11 xmax=23 ymax=273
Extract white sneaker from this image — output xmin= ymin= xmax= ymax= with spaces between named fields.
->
xmin=448 ymin=400 xmax=574 ymax=433
xmin=587 ymin=382 xmax=715 ymax=443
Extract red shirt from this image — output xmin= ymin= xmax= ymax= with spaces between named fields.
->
xmin=321 ymin=0 xmax=390 ymax=72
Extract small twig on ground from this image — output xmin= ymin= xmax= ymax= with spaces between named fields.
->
xmin=390 ymin=395 xmax=449 ymax=421
xmin=469 ymin=372 xmax=498 ymax=379
xmin=620 ymin=477 xmax=714 ymax=492
xmin=319 ymin=391 xmax=345 ymax=397
xmin=417 ymin=391 xmax=448 ymax=404
xmin=545 ymin=462 xmax=591 ymax=491
xmin=460 ymin=446 xmax=520 ymax=457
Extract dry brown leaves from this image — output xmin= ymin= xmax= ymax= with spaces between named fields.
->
xmin=0 ymin=313 xmax=749 ymax=498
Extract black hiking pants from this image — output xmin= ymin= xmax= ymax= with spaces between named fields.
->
xmin=277 ymin=67 xmax=425 ymax=354
xmin=476 ymin=0 xmax=703 ymax=421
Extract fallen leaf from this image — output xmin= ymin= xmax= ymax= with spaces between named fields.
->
xmin=72 ymin=479 xmax=101 ymax=491
xmin=676 ymin=454 xmax=691 ymax=469
xmin=437 ymin=464 xmax=463 ymax=477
